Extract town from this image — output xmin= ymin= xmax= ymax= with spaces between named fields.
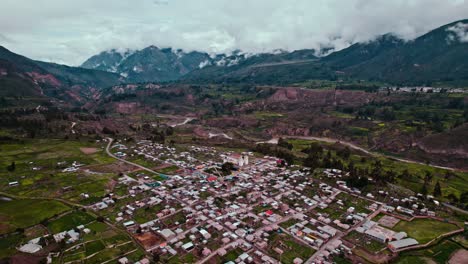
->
xmin=8 ymin=137 xmax=461 ymax=264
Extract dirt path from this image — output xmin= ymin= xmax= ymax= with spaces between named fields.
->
xmin=105 ymin=138 xmax=159 ymax=175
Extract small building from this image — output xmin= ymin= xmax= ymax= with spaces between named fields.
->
xmin=18 ymin=243 xmax=42 ymax=254
xmin=123 ymin=221 xmax=135 ymax=227
xmin=182 ymin=242 xmax=194 ymax=251
xmin=388 ymin=238 xmax=419 ymax=250
xmin=8 ymin=181 xmax=19 ymax=187
xmin=160 ymin=229 xmax=176 ymax=239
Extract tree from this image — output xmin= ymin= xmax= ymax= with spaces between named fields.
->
xmin=433 ymin=181 xmax=442 ymax=197
xmin=459 ymin=191 xmax=468 ymax=205
xmin=303 ymin=154 xmax=320 ymax=169
xmin=153 ymin=254 xmax=161 ymax=262
xmin=7 ymin=161 xmax=15 ymax=172
xmin=303 ymin=142 xmax=323 ymax=155
xmin=278 ymin=138 xmax=293 ymax=150
xmin=221 ymin=162 xmax=234 ymax=176
xmin=421 ymin=181 xmax=428 ymax=196
xmin=337 ymin=147 xmax=351 ymax=160
xmin=447 ymin=193 xmax=459 ymax=203
xmin=424 ymin=171 xmax=433 ymax=183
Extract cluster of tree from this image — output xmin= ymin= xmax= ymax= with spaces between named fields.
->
xmin=335 ymin=84 xmax=380 ymax=93
xmin=109 ymin=93 xmax=137 ymax=102
xmin=277 ymin=138 xmax=293 ymax=150
xmin=221 ymin=162 xmax=235 ymax=176
xmin=146 ymin=125 xmax=174 ymax=143
xmin=255 ymin=143 xmax=295 ymax=165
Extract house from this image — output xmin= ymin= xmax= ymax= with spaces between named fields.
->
xmin=8 ymin=181 xmax=19 ymax=187
xmin=123 ymin=221 xmax=135 ymax=227
xmin=388 ymin=238 xmax=418 ymax=250
xmin=365 ymin=229 xmax=388 ymax=243
xmin=118 ymin=257 xmax=129 ymax=264
xmin=182 ymin=242 xmax=194 ymax=251
xmin=18 ymin=243 xmax=42 ymax=254
xmin=160 ymin=229 xmax=176 ymax=239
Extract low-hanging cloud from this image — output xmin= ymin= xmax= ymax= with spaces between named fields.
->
xmin=447 ymin=22 xmax=468 ymax=42
xmin=0 ymin=0 xmax=467 ymax=66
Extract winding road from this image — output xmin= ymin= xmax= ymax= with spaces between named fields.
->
xmin=105 ymin=138 xmax=159 ymax=175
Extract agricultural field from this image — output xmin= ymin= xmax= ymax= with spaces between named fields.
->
xmin=391 ymin=218 xmax=460 ymax=244
xmin=47 ymin=210 xmax=96 ymax=234
xmin=57 ymin=220 xmax=144 ymax=264
xmin=0 ymin=198 xmax=70 ymax=234
xmin=267 ymin=232 xmax=316 ymax=264
xmin=345 ymin=231 xmax=387 ymax=253
xmin=133 ymin=204 xmax=165 ymax=224
xmin=0 ymin=233 xmax=25 ymax=259
xmin=395 ymin=239 xmax=464 ymax=264
xmin=314 ymin=192 xmax=371 ymax=221
xmin=0 ymin=139 xmax=117 ymax=202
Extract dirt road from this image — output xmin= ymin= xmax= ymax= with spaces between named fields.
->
xmin=105 ymin=138 xmax=159 ymax=175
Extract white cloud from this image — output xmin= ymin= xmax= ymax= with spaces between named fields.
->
xmin=0 ymin=0 xmax=467 ymax=65
xmin=447 ymin=22 xmax=468 ymax=42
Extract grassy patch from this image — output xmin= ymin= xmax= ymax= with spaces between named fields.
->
xmin=0 ymin=233 xmax=24 ymax=259
xmin=0 ymin=199 xmax=69 ymax=234
xmin=87 ymin=221 xmax=108 ymax=233
xmin=345 ymin=231 xmax=386 ymax=253
xmin=85 ymin=240 xmax=106 ymax=256
xmin=268 ymin=232 xmax=315 ymax=264
xmin=254 ymin=111 xmax=285 ymax=119
xmin=133 ymin=204 xmax=164 ymax=224
xmin=391 ymin=218 xmax=459 ymax=244
xmin=157 ymin=165 xmax=179 ymax=175
xmin=47 ymin=210 xmax=95 ymax=233
xmin=397 ymin=239 xmax=462 ymax=264
xmin=279 ymin=219 xmax=299 ymax=229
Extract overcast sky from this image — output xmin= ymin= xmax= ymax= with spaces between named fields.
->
xmin=1 ymin=0 xmax=467 ymax=66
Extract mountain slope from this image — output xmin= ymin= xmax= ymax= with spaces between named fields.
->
xmin=81 ymin=49 xmax=134 ymax=73
xmin=186 ymin=19 xmax=468 ymax=85
xmin=0 ymin=59 xmax=44 ymax=97
xmin=81 ymin=47 xmax=320 ymax=83
xmin=327 ymin=19 xmax=468 ymax=85
xmin=0 ymin=46 xmax=122 ymax=103
xmin=183 ymin=49 xmax=322 ymax=84
xmin=81 ymin=46 xmax=212 ymax=82
xmin=322 ymin=34 xmax=404 ymax=69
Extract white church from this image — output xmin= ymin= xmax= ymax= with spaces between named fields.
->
xmin=222 ymin=153 xmax=250 ymax=167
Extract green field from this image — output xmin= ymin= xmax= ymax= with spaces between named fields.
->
xmin=133 ymin=204 xmax=164 ymax=224
xmin=345 ymin=231 xmax=386 ymax=253
xmin=0 ymin=233 xmax=24 ymax=259
xmin=268 ymin=232 xmax=316 ymax=264
xmin=47 ymin=210 xmax=95 ymax=233
xmin=391 ymin=218 xmax=460 ymax=244
xmin=85 ymin=240 xmax=106 ymax=256
xmin=58 ymin=220 xmax=139 ymax=264
xmin=0 ymin=139 xmax=116 ymax=202
xmin=0 ymin=198 xmax=70 ymax=234
xmin=396 ymin=239 xmax=463 ymax=264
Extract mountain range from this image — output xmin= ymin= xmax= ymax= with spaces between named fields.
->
xmin=1 ymin=19 xmax=468 ymax=103
xmin=0 ymin=46 xmax=122 ymax=103
xmin=79 ymin=19 xmax=468 ymax=86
